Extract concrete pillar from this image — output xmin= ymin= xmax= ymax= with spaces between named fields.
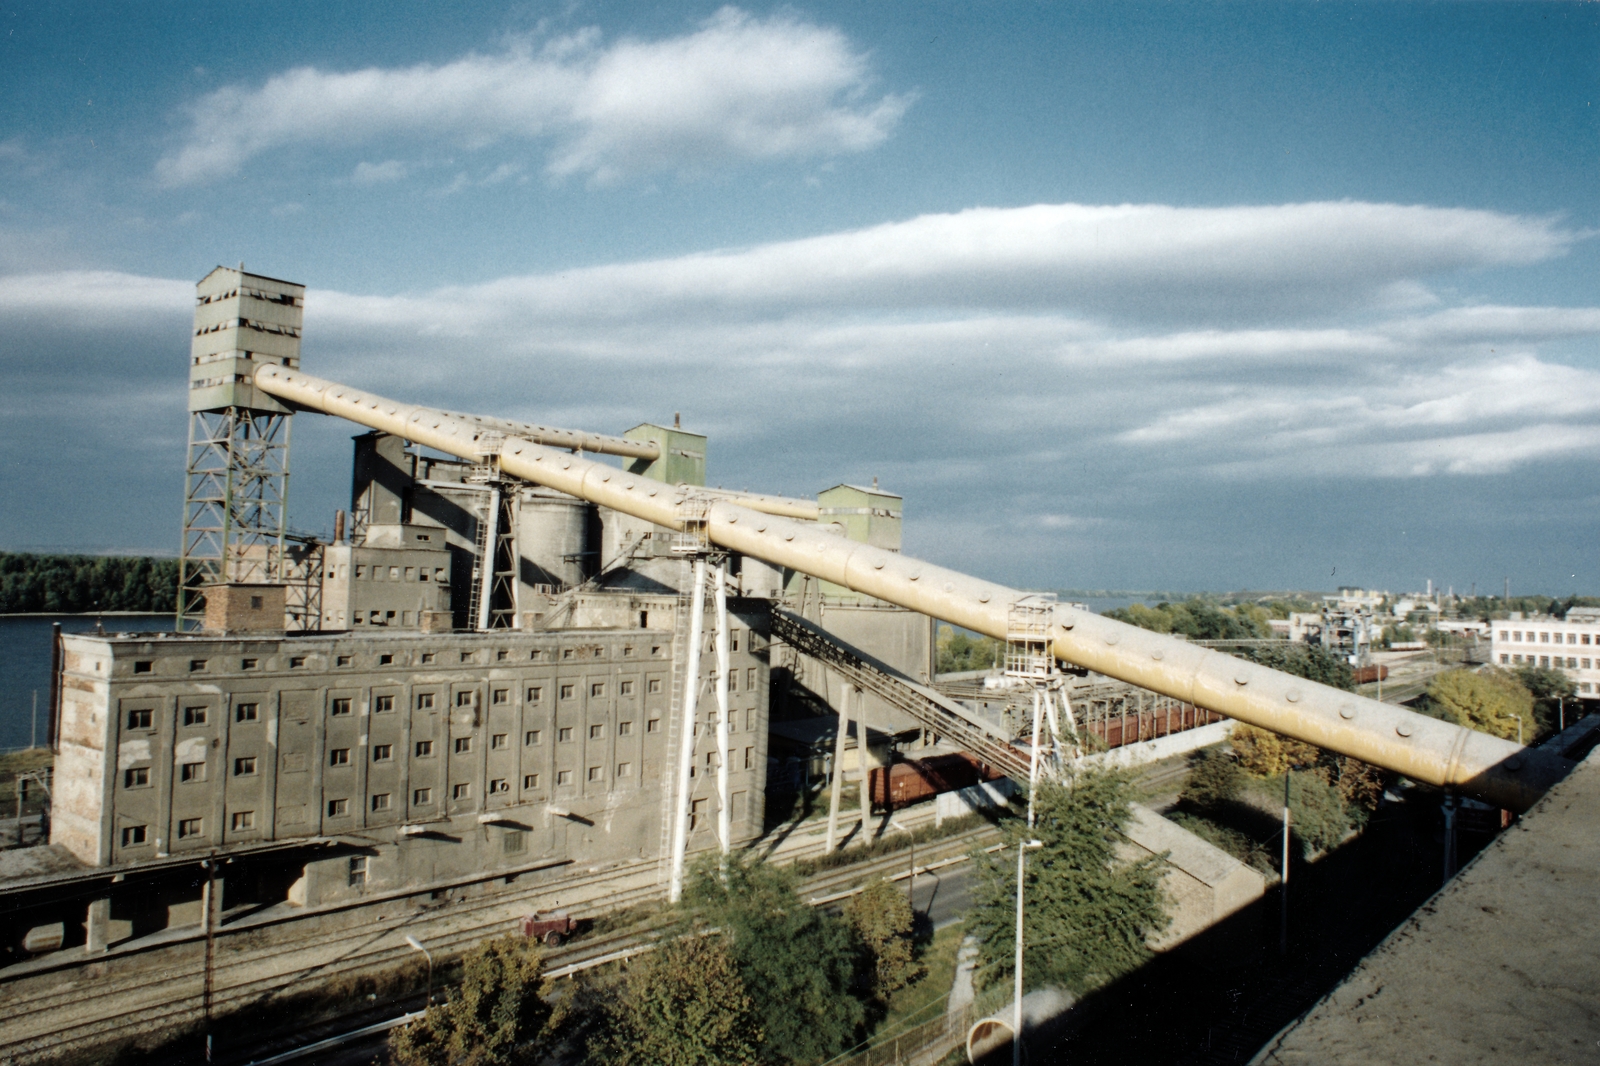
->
xmin=825 ymin=692 xmax=851 ymax=853
xmin=856 ymin=687 xmax=874 ymax=834
xmin=85 ymin=897 xmax=111 ymax=955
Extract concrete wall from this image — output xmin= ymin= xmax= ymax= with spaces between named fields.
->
xmin=1120 ymin=803 xmax=1266 ymax=950
xmin=52 ymin=615 xmax=770 ymax=902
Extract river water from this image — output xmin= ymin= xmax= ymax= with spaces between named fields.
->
xmin=0 ymin=614 xmax=174 ymax=751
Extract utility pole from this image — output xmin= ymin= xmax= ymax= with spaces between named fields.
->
xmin=31 ymin=690 xmax=38 ymax=750
xmin=202 ymin=856 xmax=217 ymax=1062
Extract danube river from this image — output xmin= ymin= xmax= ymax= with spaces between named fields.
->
xmin=0 ymin=614 xmax=174 ymax=751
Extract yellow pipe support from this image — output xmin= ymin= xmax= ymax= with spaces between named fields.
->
xmin=255 ymin=363 xmax=1571 ymax=812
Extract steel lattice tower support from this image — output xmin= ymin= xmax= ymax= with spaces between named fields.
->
xmin=177 ymin=266 xmax=305 ymax=630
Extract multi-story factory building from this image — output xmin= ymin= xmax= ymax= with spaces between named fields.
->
xmin=1490 ymin=607 xmax=1600 ymax=696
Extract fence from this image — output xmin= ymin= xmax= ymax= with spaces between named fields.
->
xmin=823 ymin=986 xmax=1012 ymax=1066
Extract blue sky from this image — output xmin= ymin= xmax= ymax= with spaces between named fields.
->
xmin=1 ymin=1 xmax=1597 ymax=597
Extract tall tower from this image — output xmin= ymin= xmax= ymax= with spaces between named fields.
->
xmin=177 ymin=266 xmax=305 ymax=629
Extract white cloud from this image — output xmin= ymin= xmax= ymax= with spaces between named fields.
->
xmin=299 ymin=201 xmax=1574 ymax=328
xmin=156 ymin=7 xmax=909 ymax=186
xmin=351 ymin=159 xmax=407 ymax=185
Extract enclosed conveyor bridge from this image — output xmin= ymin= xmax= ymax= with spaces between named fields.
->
xmin=253 ymin=363 xmax=1575 ymax=813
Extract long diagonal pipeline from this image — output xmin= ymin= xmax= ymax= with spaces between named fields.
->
xmin=253 ymin=363 xmax=1573 ymax=812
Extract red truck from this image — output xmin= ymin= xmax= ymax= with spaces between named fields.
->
xmin=521 ymin=910 xmax=577 ymax=946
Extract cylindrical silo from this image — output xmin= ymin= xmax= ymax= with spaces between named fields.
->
xmin=515 ymin=487 xmax=594 ymax=591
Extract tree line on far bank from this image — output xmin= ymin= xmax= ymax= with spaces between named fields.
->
xmin=0 ymin=553 xmax=177 ymax=614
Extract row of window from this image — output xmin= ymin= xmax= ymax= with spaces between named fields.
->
xmin=350 ymin=563 xmax=444 ymax=582
xmin=1498 ymin=630 xmax=1596 ymax=645
xmin=1499 ymin=654 xmax=1595 ymax=670
xmin=124 ymin=633 xmax=748 ymax=676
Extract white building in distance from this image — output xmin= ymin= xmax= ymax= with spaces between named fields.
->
xmin=1489 ymin=608 xmax=1600 ymax=696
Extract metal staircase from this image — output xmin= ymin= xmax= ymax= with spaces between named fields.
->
xmin=770 ymin=610 xmax=1033 ymax=782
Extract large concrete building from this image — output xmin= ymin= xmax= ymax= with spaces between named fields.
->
xmin=1489 ymin=607 xmax=1600 ymax=696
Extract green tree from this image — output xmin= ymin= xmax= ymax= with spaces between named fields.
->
xmin=968 ymin=769 xmax=1168 ymax=995
xmin=936 ymin=625 xmax=1002 ymax=673
xmin=0 ymin=552 xmax=180 ymax=614
xmin=1283 ymin=772 xmax=1352 ymax=856
xmin=843 ymin=878 xmax=919 ymax=1002
xmin=596 ymin=935 xmax=762 ymax=1066
xmin=683 ymin=855 xmax=863 ymax=1066
xmin=391 ymin=936 xmax=551 ymax=1066
xmin=1424 ymin=668 xmax=1534 ymax=743
xmin=1512 ymin=664 xmax=1577 ymax=738
xmin=1241 ymin=643 xmax=1355 ymax=691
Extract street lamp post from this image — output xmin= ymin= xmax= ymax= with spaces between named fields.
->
xmin=1279 ymin=771 xmax=1291 ymax=957
xmin=406 ymin=935 xmax=434 ymax=1006
xmin=1013 ymin=838 xmax=1043 ymax=1066
xmin=1498 ymin=713 xmax=1524 ymax=747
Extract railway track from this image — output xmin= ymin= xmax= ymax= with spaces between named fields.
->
xmin=1 ymin=823 xmax=1001 ymax=1065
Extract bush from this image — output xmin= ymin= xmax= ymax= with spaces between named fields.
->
xmin=1177 ymin=749 xmax=1243 ymax=813
xmin=1284 ymin=773 xmax=1351 ymax=857
xmin=1230 ymin=724 xmax=1321 ymax=778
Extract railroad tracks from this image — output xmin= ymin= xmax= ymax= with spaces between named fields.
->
xmin=1 ymin=823 xmax=1001 ymax=1065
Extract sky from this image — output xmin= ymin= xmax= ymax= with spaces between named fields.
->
xmin=1 ymin=1 xmax=1597 ymax=597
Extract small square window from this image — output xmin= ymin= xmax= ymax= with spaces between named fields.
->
xmin=189 ymin=659 xmax=207 ymax=672
xmin=560 ymin=684 xmax=575 ymax=700
xmin=235 ymin=703 xmax=258 ymax=722
xmin=415 ymin=740 xmax=435 ymax=757
xmin=454 ymin=737 xmax=472 ymax=754
xmin=456 ymin=691 xmax=474 ymax=707
xmin=178 ymin=818 xmax=203 ymax=839
xmin=372 ymin=744 xmax=393 ymax=762
xmin=489 ymin=778 xmax=509 ymax=794
xmin=337 ymin=655 xmax=353 ymax=667
xmin=647 ymin=679 xmax=662 ymax=694
xmin=591 ymin=682 xmax=605 ymax=698
xmin=127 ymin=708 xmax=153 ymax=730
xmin=562 ymin=648 xmax=574 ymax=661
xmin=371 ymin=793 xmax=392 ymax=811
xmin=133 ymin=660 xmax=153 ymax=674
xmin=180 ymin=761 xmax=206 ymax=782
xmin=647 ymin=718 xmax=661 ymax=733
xmin=527 ymin=686 xmax=543 ymax=702
xmin=232 ymin=810 xmax=255 ymax=830
xmin=731 ymin=632 xmax=740 ymax=652
xmin=249 ymin=595 xmax=263 ymax=610
xmin=491 ymin=733 xmax=508 ymax=749
xmin=124 ymin=767 xmax=149 ymax=788
xmin=618 ymin=720 xmax=633 ymax=736
xmin=623 ymin=645 xmax=634 ymax=657
xmin=745 ymin=746 xmax=754 ymax=769
xmin=523 ymin=773 xmax=540 ymax=789
xmin=374 ymin=695 xmax=394 ymax=713
xmin=241 ymin=658 xmax=258 ymax=670
xmin=121 ymin=825 xmax=148 ymax=846
xmin=619 ymin=680 xmax=635 ymax=696
xmin=331 ymin=698 xmax=352 ymax=716
xmin=651 ymin=646 xmax=662 ymax=657
xmin=616 ymin=761 xmax=632 ymax=777
xmin=413 ymin=787 xmax=433 ymax=805
xmin=417 ymin=692 xmax=435 ymax=710
xmin=525 ymin=729 xmax=542 ymax=746
xmin=492 ymin=688 xmax=509 ymax=704
xmin=327 ymin=798 xmax=349 ymax=817
xmin=348 ymin=855 xmax=367 ymax=886
xmin=497 ymin=649 xmax=509 ymax=661
xmin=379 ymin=653 xmax=394 ymax=665
xmin=421 ymin=652 xmax=436 ymax=664
xmin=233 ymin=756 xmax=257 ymax=776
xmin=589 ymin=724 xmax=604 ymax=739
xmin=556 ymin=770 xmax=572 ymax=785
xmin=183 ymin=706 xmax=208 ymax=726
xmin=452 ymin=783 xmax=471 ymax=800
xmin=289 ymin=655 xmax=306 ymax=668
xmin=330 ymin=748 xmax=350 ymax=766
xmin=460 ymin=651 xmax=474 ymax=664
xmin=557 ymin=727 xmax=573 ymax=743
xmin=588 ymin=766 xmax=603 ymax=782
